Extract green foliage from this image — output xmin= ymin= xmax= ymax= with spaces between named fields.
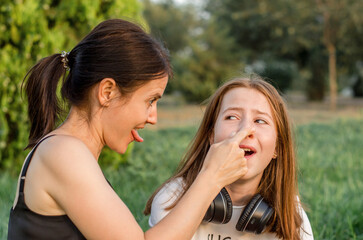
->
xmin=173 ymin=18 xmax=243 ymax=102
xmin=143 ymin=0 xmax=242 ymax=102
xmin=205 ymin=0 xmax=363 ymax=100
xmin=0 ymin=0 xmax=144 ymax=172
xmin=143 ymin=0 xmax=194 ymax=54
xmin=99 ymin=143 xmax=134 ymax=170
xmin=1 ymin=119 xmax=363 ymax=239
xmin=246 ymin=59 xmax=298 ymax=93
xmin=0 ymin=171 xmax=16 ymax=239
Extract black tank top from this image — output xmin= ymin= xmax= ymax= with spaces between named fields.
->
xmin=8 ymin=135 xmax=86 ymax=239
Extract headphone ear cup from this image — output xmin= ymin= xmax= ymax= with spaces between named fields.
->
xmin=220 ymin=188 xmax=232 ymax=224
xmin=236 ymin=194 xmax=262 ymax=232
xmin=235 ymin=194 xmax=274 ymax=234
xmin=203 ymin=187 xmax=233 ymax=224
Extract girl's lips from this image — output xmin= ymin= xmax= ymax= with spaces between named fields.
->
xmin=131 ymin=129 xmax=144 ymax=142
xmin=239 ymin=144 xmax=256 ymax=159
xmin=244 ymin=152 xmax=256 ymax=160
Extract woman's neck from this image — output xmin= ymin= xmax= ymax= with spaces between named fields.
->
xmin=52 ymin=107 xmax=105 ymax=160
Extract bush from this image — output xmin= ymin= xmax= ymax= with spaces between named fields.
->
xmin=0 ymin=0 xmax=144 ymax=173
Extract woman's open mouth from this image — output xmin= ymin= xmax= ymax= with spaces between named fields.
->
xmin=131 ymin=129 xmax=144 ymax=142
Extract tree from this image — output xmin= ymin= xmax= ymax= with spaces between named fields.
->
xmin=205 ymin=0 xmax=363 ymax=104
xmin=0 ymin=0 xmax=144 ymax=172
xmin=143 ymin=0 xmax=241 ymax=102
xmin=173 ymin=18 xmax=243 ymax=102
xmin=143 ymin=0 xmax=194 ymax=54
xmin=315 ymin=0 xmax=363 ymax=109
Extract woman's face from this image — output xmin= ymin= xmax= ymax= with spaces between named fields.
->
xmin=212 ymin=87 xmax=277 ymax=183
xmin=103 ymin=76 xmax=168 ymax=153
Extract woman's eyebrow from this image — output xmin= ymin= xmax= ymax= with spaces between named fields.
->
xmin=150 ymin=93 xmax=162 ymax=99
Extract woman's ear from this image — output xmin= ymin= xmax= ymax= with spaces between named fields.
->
xmin=98 ymin=78 xmax=118 ymax=107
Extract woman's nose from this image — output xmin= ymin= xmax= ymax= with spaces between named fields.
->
xmin=147 ymin=107 xmax=157 ymax=125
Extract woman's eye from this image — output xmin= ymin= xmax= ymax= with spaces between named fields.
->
xmin=149 ymin=98 xmax=156 ymax=106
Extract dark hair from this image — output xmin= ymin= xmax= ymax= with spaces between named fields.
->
xmin=23 ymin=19 xmax=172 ymax=148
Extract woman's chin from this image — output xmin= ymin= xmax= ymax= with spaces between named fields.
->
xmin=109 ymin=143 xmax=128 ymax=155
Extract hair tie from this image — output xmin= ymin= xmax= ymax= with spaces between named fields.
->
xmin=61 ymin=51 xmax=70 ymax=71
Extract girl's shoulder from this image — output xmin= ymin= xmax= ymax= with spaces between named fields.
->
xmin=155 ymin=177 xmax=185 ymax=200
xmin=296 ymin=197 xmax=314 ymax=240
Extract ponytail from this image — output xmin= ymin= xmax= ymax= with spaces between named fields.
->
xmin=22 ymin=19 xmax=172 ymax=149
xmin=23 ymin=54 xmax=66 ymax=148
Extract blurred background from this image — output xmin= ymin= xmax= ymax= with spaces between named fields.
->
xmin=0 ymin=0 xmax=362 ymax=239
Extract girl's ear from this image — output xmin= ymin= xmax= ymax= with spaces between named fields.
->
xmin=272 ymin=151 xmax=277 ymax=159
xmin=209 ymin=131 xmax=215 ymax=145
xmin=97 ymin=78 xmax=118 ymax=107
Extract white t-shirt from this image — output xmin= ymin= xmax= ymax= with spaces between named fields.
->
xmin=149 ymin=178 xmax=314 ymax=240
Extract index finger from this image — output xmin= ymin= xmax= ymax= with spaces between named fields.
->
xmin=229 ymin=127 xmax=255 ymax=142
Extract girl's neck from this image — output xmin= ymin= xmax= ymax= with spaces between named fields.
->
xmin=52 ymin=107 xmax=105 ymax=160
xmin=226 ymin=176 xmax=262 ymax=206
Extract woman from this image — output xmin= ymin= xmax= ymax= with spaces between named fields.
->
xmin=8 ymin=19 xmax=252 ymax=239
xmin=146 ymin=76 xmax=314 ymax=239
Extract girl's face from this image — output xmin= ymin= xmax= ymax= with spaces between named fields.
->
xmin=103 ymin=76 xmax=168 ymax=154
xmin=212 ymin=87 xmax=277 ymax=183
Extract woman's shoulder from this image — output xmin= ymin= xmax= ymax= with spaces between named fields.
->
xmin=38 ymin=134 xmax=93 ymax=158
xmin=35 ymin=134 xmax=97 ymax=172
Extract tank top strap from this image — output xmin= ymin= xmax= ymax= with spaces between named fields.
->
xmin=19 ymin=135 xmax=56 ymax=193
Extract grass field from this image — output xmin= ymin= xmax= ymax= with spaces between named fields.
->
xmin=1 ymin=117 xmax=362 ymax=239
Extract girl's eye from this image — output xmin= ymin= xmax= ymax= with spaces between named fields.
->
xmin=255 ymin=119 xmax=267 ymax=124
xmin=226 ymin=115 xmax=238 ymax=120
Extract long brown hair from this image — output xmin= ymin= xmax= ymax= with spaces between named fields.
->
xmin=23 ymin=19 xmax=171 ymax=148
xmin=145 ymin=75 xmax=302 ymax=239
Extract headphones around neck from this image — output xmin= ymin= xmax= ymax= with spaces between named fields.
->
xmin=203 ymin=188 xmax=274 ymax=234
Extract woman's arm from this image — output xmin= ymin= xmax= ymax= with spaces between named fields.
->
xmin=148 ymin=178 xmax=183 ymax=227
xmin=35 ymin=128 xmax=251 ymax=240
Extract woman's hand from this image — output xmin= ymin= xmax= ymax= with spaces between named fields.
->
xmin=201 ymin=127 xmax=255 ymax=189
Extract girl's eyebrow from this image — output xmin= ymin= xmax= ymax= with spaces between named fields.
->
xmin=222 ymin=107 xmax=243 ymax=113
xmin=222 ymin=107 xmax=273 ymax=121
xmin=254 ymin=109 xmax=273 ymax=121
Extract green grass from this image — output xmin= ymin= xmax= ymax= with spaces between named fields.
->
xmin=296 ymin=119 xmax=363 ymax=239
xmin=1 ymin=119 xmax=363 ymax=239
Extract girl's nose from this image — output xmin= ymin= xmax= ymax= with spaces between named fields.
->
xmin=239 ymin=120 xmax=254 ymax=138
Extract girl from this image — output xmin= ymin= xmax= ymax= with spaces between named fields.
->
xmin=146 ymin=76 xmax=314 ymax=239
xmin=8 ymin=19 xmax=252 ymax=239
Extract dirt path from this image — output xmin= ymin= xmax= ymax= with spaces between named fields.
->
xmin=150 ymin=95 xmax=363 ymax=129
